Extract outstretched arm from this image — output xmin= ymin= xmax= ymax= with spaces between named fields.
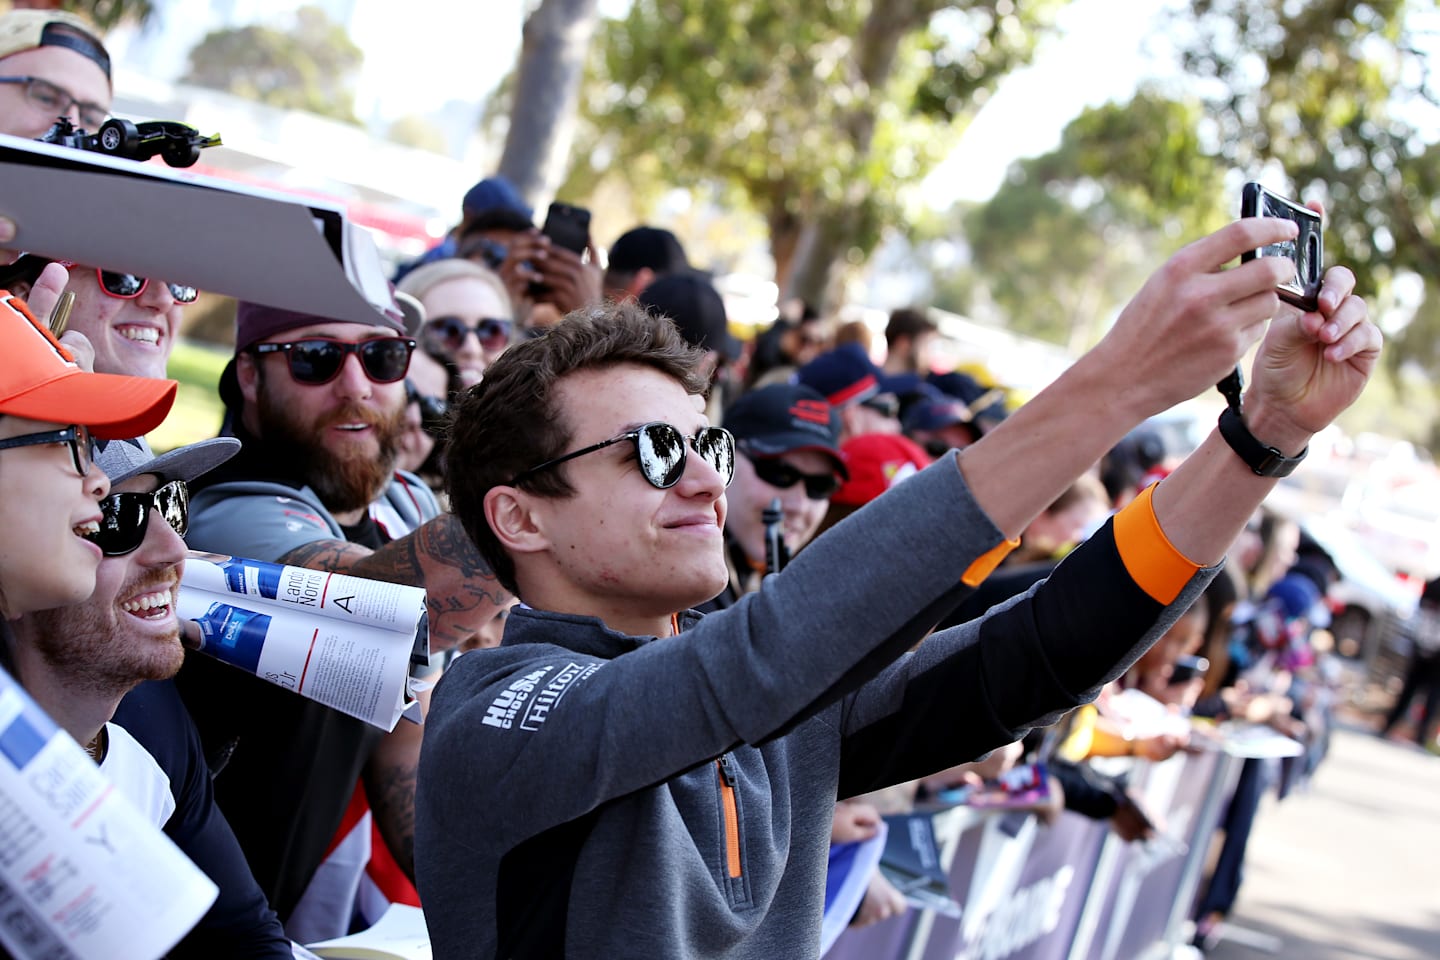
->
xmin=959 ymin=217 xmax=1308 ymax=539
xmin=1153 ymin=261 xmax=1379 ymax=562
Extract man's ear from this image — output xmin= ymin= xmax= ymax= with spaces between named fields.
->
xmin=484 ymin=486 xmax=549 ymax=556
xmin=8 ymin=279 xmax=33 ymax=301
xmin=236 ymin=351 xmax=261 ymax=408
xmin=626 ymin=267 xmax=656 ymax=300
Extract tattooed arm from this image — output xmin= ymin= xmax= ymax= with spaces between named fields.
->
xmin=278 ymin=515 xmax=512 ymax=653
xmin=362 ymin=685 xmax=431 ymax=882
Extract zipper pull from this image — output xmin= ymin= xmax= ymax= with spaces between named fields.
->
xmin=717 ymin=752 xmax=737 ymax=786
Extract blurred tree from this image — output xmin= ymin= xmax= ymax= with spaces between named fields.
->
xmin=387 ymin=114 xmax=448 ymax=154
xmin=1172 ymin=0 xmax=1440 ymax=382
xmin=955 ymin=90 xmax=1228 ymax=347
xmin=55 ymin=0 xmax=154 ymax=30
xmin=181 ymin=6 xmax=363 ymax=124
xmin=498 ymin=0 xmax=602 ymax=209
xmin=579 ymin=0 xmax=1069 ymax=306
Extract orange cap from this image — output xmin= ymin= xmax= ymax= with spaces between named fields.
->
xmin=0 ymin=291 xmax=176 ymax=440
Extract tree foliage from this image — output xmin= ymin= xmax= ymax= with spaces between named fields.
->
xmin=60 ymin=0 xmax=154 ymax=30
xmin=954 ymin=90 xmax=1228 ymax=347
xmin=579 ymin=0 xmax=1070 ymax=304
xmin=180 ymin=6 xmax=363 ymax=124
xmin=1171 ymin=0 xmax=1440 ymax=386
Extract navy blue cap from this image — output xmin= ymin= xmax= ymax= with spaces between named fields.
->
xmin=796 ymin=343 xmax=882 ymax=407
xmin=902 ymin=397 xmax=978 ymax=434
xmin=1267 ymin=572 xmax=1329 ymax=626
xmin=723 ymin=384 xmax=847 ymax=478
xmin=462 ymin=176 xmax=532 ymax=221
xmin=927 ymin=370 xmax=1007 ymax=424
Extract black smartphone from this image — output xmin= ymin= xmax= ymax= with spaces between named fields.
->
xmin=540 ymin=201 xmax=591 ymax=255
xmin=1240 ymin=182 xmax=1323 ymax=312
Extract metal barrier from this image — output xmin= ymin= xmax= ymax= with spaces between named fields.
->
xmin=825 ymin=748 xmax=1247 ymax=960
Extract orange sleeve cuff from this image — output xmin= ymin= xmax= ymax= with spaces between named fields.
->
xmin=1113 ymin=482 xmax=1202 ymax=604
xmin=961 ymin=537 xmax=1021 ymax=587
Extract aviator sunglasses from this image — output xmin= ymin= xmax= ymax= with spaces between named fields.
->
xmin=743 ymin=451 xmax=842 ymax=500
xmin=92 ymin=479 xmax=188 ymax=556
xmin=249 ymin=337 xmax=417 ymax=385
xmin=423 ymin=316 xmax=512 ymax=354
xmin=511 ymin=421 xmax=736 ymax=490
xmin=0 ymin=424 xmax=96 ymax=477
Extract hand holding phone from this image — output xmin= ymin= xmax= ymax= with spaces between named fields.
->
xmin=528 ymin=202 xmax=593 ymax=301
xmin=1240 ymin=182 xmax=1323 ymax=312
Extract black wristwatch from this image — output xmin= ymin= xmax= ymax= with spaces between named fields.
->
xmin=1217 ymin=405 xmax=1307 ymax=478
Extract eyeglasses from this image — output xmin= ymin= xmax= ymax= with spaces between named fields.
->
xmin=744 ymin=452 xmax=841 ymax=500
xmin=423 ymin=316 xmax=512 ymax=354
xmin=0 ymin=424 xmax=96 ymax=477
xmin=92 ymin=479 xmax=188 ymax=557
xmin=0 ymin=76 xmax=108 ymax=129
xmin=405 ymin=379 xmax=448 ymax=427
xmin=95 ymin=269 xmax=199 ymax=304
xmin=250 ymin=337 xmax=417 ymax=385
xmin=511 ymin=422 xmax=735 ymax=490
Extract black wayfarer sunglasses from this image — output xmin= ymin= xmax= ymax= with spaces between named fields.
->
xmin=743 ymin=452 xmax=842 ymax=500
xmin=249 ymin=337 xmax=416 ymax=385
xmin=92 ymin=479 xmax=188 ymax=556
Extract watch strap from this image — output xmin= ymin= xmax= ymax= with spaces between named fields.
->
xmin=1217 ymin=405 xmax=1307 ymax=478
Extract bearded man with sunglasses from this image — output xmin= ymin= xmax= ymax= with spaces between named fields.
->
xmin=417 ymin=217 xmax=1381 ymax=958
xmin=10 ymin=436 xmax=294 ymax=957
xmin=177 ymin=299 xmax=512 ymax=937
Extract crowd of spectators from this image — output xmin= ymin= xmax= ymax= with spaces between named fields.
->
xmin=0 ymin=8 xmax=1403 ymax=960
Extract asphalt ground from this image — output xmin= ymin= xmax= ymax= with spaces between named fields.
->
xmin=1201 ymin=720 xmax=1440 ymax=960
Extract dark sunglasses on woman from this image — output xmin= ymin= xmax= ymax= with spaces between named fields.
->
xmin=0 ymin=424 xmax=96 ymax=477
xmin=743 ymin=452 xmax=842 ymax=500
xmin=511 ymin=421 xmax=735 ymax=490
xmin=249 ymin=337 xmax=417 ymax=385
xmin=424 ymin=316 xmax=512 ymax=354
xmin=91 ymin=479 xmax=188 ymax=556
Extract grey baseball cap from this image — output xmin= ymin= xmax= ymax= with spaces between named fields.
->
xmin=96 ymin=436 xmax=240 ymax=487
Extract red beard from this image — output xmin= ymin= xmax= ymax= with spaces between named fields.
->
xmin=256 ymin=395 xmax=405 ymax=514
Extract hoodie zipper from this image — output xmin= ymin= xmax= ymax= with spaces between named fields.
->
xmin=716 ymin=753 xmax=750 ymax=905
xmin=716 ymin=755 xmax=742 ymax=878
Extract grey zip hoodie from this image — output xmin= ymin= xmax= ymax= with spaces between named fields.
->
xmin=415 ymin=454 xmax=1214 ymax=958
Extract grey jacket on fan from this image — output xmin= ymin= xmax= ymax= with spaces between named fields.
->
xmin=415 ymin=453 xmax=1214 ymax=958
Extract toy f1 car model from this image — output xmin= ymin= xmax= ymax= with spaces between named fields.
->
xmin=40 ymin=117 xmax=222 ymax=168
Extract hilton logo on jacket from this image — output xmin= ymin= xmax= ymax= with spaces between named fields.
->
xmin=482 ymin=662 xmax=600 ymax=731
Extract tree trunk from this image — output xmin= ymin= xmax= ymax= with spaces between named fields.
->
xmin=782 ymin=211 xmax=854 ymax=311
xmin=498 ymin=0 xmax=602 ymax=210
xmin=769 ymin=0 xmax=936 ymax=310
xmin=768 ymin=205 xmax=804 ymax=298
